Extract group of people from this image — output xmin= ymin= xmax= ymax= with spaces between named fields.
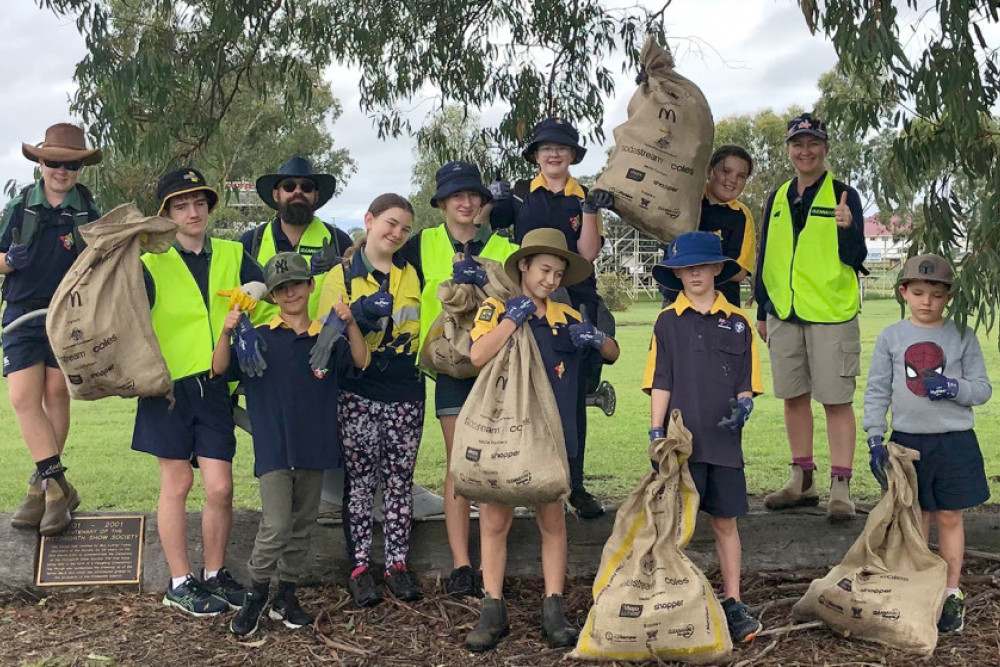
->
xmin=1 ymin=110 xmax=990 ymax=652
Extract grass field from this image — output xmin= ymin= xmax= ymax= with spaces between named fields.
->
xmin=1 ymin=297 xmax=998 ymax=512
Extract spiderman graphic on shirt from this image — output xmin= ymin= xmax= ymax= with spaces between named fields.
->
xmin=903 ymin=341 xmax=946 ymax=397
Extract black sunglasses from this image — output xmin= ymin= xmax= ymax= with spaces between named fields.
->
xmin=279 ymin=179 xmax=317 ymax=194
xmin=42 ymin=160 xmax=83 ymax=172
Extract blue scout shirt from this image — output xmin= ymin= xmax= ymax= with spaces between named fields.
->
xmin=229 ymin=316 xmax=365 ymax=477
xmin=470 ymin=297 xmax=585 ymax=457
xmin=0 ymin=182 xmax=101 ymax=304
xmin=642 ymin=291 xmax=764 ymax=468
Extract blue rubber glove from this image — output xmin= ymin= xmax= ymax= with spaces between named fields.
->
xmin=718 ymin=396 xmax=754 ymax=434
xmin=502 ymin=295 xmax=535 ymax=327
xmin=649 ymin=427 xmax=665 ymax=472
xmin=350 ymin=283 xmax=393 ymax=333
xmin=309 ymin=238 xmax=340 ymax=276
xmin=233 ymin=313 xmax=267 ymax=377
xmin=924 ymin=373 xmax=959 ymax=401
xmin=569 ymin=319 xmax=606 ymax=349
xmin=4 ymin=229 xmax=28 ymax=270
xmin=309 ymin=307 xmax=347 ymax=378
xmin=582 ymin=189 xmax=615 ymax=215
xmin=452 ymin=250 xmax=488 ymax=287
xmin=488 ymin=180 xmax=511 ymax=204
xmin=867 ymin=435 xmax=889 ymax=491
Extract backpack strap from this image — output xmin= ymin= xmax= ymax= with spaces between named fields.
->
xmin=249 ymin=222 xmax=268 ymax=260
xmin=323 ymin=222 xmax=342 ymax=256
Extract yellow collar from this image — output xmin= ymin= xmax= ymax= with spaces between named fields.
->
xmin=530 ymin=174 xmax=586 ymax=199
xmin=267 ymin=315 xmax=324 ymax=336
xmin=704 ymin=186 xmax=742 ymax=210
xmin=671 ymin=290 xmax=732 ymax=316
xmin=542 ymin=299 xmax=574 ymax=325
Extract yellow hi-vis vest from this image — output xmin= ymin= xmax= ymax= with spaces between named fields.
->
xmin=417 ymin=225 xmax=518 ymax=351
xmin=141 ymin=239 xmax=244 ymax=381
xmin=761 ymin=174 xmax=860 ymax=323
xmin=255 ymin=217 xmax=336 ymax=320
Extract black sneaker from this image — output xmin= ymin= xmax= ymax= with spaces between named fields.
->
xmin=349 ymin=567 xmax=383 ymax=608
xmin=445 ymin=565 xmax=480 ymax=598
xmin=230 ymin=589 xmax=268 ymax=637
xmin=938 ymin=592 xmax=965 ymax=633
xmin=162 ymin=575 xmax=230 ymax=617
xmin=202 ymin=567 xmax=246 ymax=609
xmin=384 ymin=564 xmax=421 ymax=601
xmin=269 ymin=588 xmax=313 ymax=629
xmin=568 ymin=488 xmax=605 ymax=520
xmin=722 ymin=597 xmax=762 ymax=643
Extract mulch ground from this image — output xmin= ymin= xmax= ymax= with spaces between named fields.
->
xmin=2 ymin=556 xmax=998 ymax=667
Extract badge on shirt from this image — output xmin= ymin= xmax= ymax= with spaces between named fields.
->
xmin=717 ymin=317 xmax=732 ymax=331
xmin=569 ymin=215 xmax=580 ymax=232
xmin=60 ymin=233 xmax=74 ymax=251
xmin=734 ymin=321 xmax=746 ymax=334
xmin=554 ymin=361 xmax=565 ymax=380
xmin=478 ymin=305 xmax=496 ymax=322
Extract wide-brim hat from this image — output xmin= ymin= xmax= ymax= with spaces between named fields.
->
xmin=255 ymin=156 xmax=336 ymax=210
xmin=264 ymin=252 xmax=313 ymax=297
xmin=156 ymin=167 xmax=219 ymax=216
xmin=504 ymin=228 xmax=593 ymax=288
xmin=522 ymin=118 xmax=586 ymax=165
xmin=430 ymin=160 xmax=492 ymax=208
xmin=22 ymin=123 xmax=102 ymax=166
xmin=652 ymin=231 xmax=739 ymax=291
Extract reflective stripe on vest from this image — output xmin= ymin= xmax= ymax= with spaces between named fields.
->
xmin=254 ymin=217 xmax=333 ymax=320
xmin=761 ymin=175 xmax=859 ymax=323
xmin=141 ymin=239 xmax=244 ymax=380
xmin=417 ymin=226 xmax=519 ymax=350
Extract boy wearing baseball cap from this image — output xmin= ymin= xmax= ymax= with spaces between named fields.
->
xmin=213 ymin=251 xmax=368 ymax=637
xmin=643 ymin=230 xmax=765 ymax=644
xmin=863 ymin=254 xmax=991 ymax=634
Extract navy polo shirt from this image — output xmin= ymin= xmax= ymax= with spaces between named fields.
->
xmin=231 ymin=316 xmax=359 ymax=477
xmin=642 ymin=292 xmax=763 ymax=468
xmin=471 ymin=298 xmax=585 ymax=458
xmin=142 ymin=240 xmax=264 ymax=308
xmin=238 ymin=217 xmax=354 ymax=259
xmin=0 ymin=182 xmax=100 ymax=304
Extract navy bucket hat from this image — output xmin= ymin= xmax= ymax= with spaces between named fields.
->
xmin=156 ymin=167 xmax=219 ymax=216
xmin=522 ymin=118 xmax=587 ymax=165
xmin=255 ymin=156 xmax=337 ymax=211
xmin=652 ymin=231 xmax=740 ymax=292
xmin=430 ymin=161 xmax=492 ymax=208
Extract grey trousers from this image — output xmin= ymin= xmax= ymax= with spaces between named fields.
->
xmin=248 ymin=468 xmax=324 ymax=584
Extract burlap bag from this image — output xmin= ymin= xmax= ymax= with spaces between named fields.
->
xmin=419 ymin=255 xmax=519 ymax=379
xmin=572 ymin=410 xmax=732 ymax=663
xmin=450 ymin=302 xmax=569 ymax=506
xmin=595 ymin=37 xmax=714 ymax=244
xmin=792 ymin=443 xmax=947 ymax=655
xmin=46 ymin=203 xmax=178 ymax=399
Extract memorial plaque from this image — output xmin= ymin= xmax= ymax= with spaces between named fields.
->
xmin=36 ymin=515 xmax=144 ymax=586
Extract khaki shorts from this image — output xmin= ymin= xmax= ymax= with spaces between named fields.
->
xmin=766 ymin=315 xmax=860 ymax=404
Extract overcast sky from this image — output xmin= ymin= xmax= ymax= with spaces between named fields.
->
xmin=2 ymin=0 xmax=840 ymax=229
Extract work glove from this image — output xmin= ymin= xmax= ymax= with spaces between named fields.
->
xmin=310 ymin=238 xmax=340 ymax=276
xmin=4 ymin=229 xmax=28 ymax=270
xmin=718 ymin=396 xmax=754 ymax=434
xmin=502 ymin=295 xmax=535 ymax=327
xmin=568 ymin=303 xmax=606 ymax=349
xmin=488 ymin=180 xmax=512 ymax=204
xmin=217 ymin=281 xmax=268 ymax=312
xmin=452 ymin=245 xmax=488 ymax=287
xmin=309 ymin=306 xmax=348 ymax=379
xmin=924 ymin=373 xmax=959 ymax=401
xmin=582 ymin=189 xmax=615 ymax=215
xmin=232 ymin=313 xmax=267 ymax=377
xmin=867 ymin=435 xmax=889 ymax=492
xmin=350 ymin=280 xmax=393 ymax=333
xmin=649 ymin=427 xmax=665 ymax=472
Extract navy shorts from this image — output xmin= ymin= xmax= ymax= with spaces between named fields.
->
xmin=1 ymin=305 xmax=58 ymax=376
xmin=434 ymin=373 xmax=476 ymax=417
xmin=891 ymin=430 xmax=990 ymax=511
xmin=132 ymin=374 xmax=237 ymax=463
xmin=688 ymin=462 xmax=749 ymax=518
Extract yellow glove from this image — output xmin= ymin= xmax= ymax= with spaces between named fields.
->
xmin=217 ymin=281 xmax=268 ymax=311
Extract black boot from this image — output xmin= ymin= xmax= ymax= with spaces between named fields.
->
xmin=230 ymin=581 xmax=268 ymax=637
xmin=541 ymin=594 xmax=579 ymax=648
xmin=466 ymin=595 xmax=510 ymax=653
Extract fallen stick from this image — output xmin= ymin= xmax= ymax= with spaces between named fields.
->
xmin=732 ymin=638 xmax=779 ymax=667
xmin=316 ymin=632 xmax=369 ymax=656
xmin=755 ymin=620 xmax=824 ymax=638
xmin=928 ymin=543 xmax=1000 ymax=563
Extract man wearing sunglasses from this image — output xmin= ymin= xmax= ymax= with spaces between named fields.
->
xmin=1 ymin=123 xmax=102 ymax=536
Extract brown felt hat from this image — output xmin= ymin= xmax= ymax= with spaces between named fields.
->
xmin=504 ymin=228 xmax=593 ymax=287
xmin=22 ymin=123 xmax=102 ymax=166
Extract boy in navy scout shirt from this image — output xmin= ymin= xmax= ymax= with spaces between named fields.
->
xmin=863 ymin=254 xmax=992 ymax=634
xmin=643 ymin=231 xmax=764 ymax=644
xmin=214 ymin=252 xmax=368 ymax=637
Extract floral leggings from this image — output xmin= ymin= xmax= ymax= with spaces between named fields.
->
xmin=338 ymin=390 xmax=425 ymax=569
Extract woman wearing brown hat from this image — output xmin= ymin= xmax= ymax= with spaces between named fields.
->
xmin=3 ymin=123 xmax=102 ymax=537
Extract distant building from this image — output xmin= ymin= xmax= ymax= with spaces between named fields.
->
xmin=865 ymin=213 xmax=910 ymax=263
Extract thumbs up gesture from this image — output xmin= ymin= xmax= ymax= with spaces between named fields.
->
xmin=310 ymin=237 xmax=340 ymax=275
xmin=834 ymin=191 xmax=852 ymax=229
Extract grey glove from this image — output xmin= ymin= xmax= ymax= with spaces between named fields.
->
xmin=309 ymin=307 xmax=348 ymax=379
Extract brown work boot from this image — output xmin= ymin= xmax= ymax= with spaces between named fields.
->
xmin=39 ymin=476 xmax=81 ymax=537
xmin=764 ymin=464 xmax=819 ymax=510
xmin=11 ymin=472 xmax=44 ymax=529
xmin=826 ymin=476 xmax=855 ymax=523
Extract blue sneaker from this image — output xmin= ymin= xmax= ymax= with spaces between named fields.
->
xmin=202 ymin=567 xmax=247 ymax=609
xmin=163 ymin=575 xmax=230 ymax=617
